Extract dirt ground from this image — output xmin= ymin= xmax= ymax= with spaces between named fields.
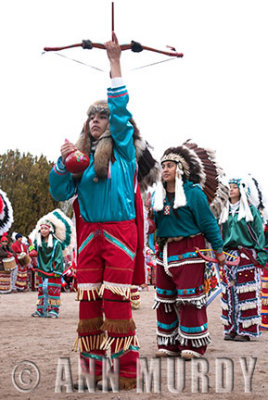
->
xmin=0 ymin=287 xmax=267 ymax=400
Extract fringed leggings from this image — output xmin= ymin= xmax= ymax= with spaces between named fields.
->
xmin=15 ymin=264 xmax=28 ymax=291
xmin=36 ymin=275 xmax=61 ymax=316
xmin=73 ymin=219 xmax=139 ymax=385
xmin=221 ymin=249 xmax=261 ymax=338
xmin=154 ymin=236 xmax=210 ymax=357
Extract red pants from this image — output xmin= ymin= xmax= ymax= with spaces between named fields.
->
xmin=75 ymin=218 xmax=139 ymax=383
xmin=154 ymin=236 xmax=210 ymax=356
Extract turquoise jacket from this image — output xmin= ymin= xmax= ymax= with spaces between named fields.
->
xmin=221 ymin=204 xmax=267 ymax=266
xmin=49 ymin=85 xmax=136 ymax=223
xmin=152 ymin=180 xmax=223 ymax=252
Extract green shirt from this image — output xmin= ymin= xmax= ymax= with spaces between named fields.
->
xmin=221 ymin=204 xmax=267 ymax=266
xmin=152 ymin=180 xmax=223 ymax=252
xmin=36 ymin=238 xmax=64 ymax=278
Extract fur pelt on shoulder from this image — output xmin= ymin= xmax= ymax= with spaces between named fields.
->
xmin=75 ymin=102 xmax=159 ymax=192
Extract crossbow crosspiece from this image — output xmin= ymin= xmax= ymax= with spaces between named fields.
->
xmin=43 ymin=39 xmax=184 ymax=58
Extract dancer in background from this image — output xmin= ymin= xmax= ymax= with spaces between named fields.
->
xmin=31 ymin=209 xmax=74 ymax=318
xmin=11 ymin=233 xmax=30 ymax=292
xmin=0 ymin=234 xmax=16 ymax=293
xmin=149 ymin=142 xmax=227 ymax=360
xmin=219 ymin=178 xmax=267 ymax=341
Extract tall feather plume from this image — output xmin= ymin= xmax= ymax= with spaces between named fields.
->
xmin=245 ymin=174 xmax=268 ymax=222
xmin=183 ymin=140 xmax=229 ymax=218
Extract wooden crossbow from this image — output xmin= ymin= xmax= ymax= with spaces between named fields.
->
xmin=43 ymin=2 xmax=183 ymax=67
xmin=43 ymin=39 xmax=183 ymax=58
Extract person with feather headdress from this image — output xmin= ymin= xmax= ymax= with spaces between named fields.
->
xmin=243 ymin=174 xmax=268 ymax=331
xmin=31 ymin=209 xmax=75 ymax=318
xmin=49 ymin=33 xmax=159 ymax=390
xmin=148 ymin=142 xmax=228 ymax=360
xmin=219 ymin=177 xmax=268 ymax=341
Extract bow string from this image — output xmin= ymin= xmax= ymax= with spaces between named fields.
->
xmin=43 ymin=40 xmax=183 ymax=72
xmin=43 ymin=3 xmax=183 ymax=71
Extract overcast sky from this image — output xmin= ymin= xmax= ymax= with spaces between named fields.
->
xmin=1 ymin=0 xmax=267 ymax=202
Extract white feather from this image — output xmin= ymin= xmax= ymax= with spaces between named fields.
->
xmin=153 ymin=181 xmax=166 ymax=212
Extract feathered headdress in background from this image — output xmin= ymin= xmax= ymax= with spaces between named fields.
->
xmin=31 ymin=209 xmax=75 ymax=256
xmin=219 ymin=174 xmax=268 ymax=225
xmin=246 ymin=174 xmax=268 ymax=222
xmin=0 ymin=189 xmax=14 ymax=236
xmin=154 ymin=140 xmax=229 ymax=217
xmin=219 ymin=176 xmax=259 ymax=224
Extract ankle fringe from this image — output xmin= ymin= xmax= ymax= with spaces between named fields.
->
xmin=101 ymin=334 xmax=139 ymax=353
xmin=72 ymin=332 xmax=106 ymax=352
xmin=72 ymin=333 xmax=140 ymax=354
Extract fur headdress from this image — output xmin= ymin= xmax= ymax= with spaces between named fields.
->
xmin=0 ymin=189 xmax=14 ymax=236
xmin=154 ymin=140 xmax=229 ymax=217
xmin=32 ymin=209 xmax=75 ymax=256
xmin=75 ymin=100 xmax=160 ymax=192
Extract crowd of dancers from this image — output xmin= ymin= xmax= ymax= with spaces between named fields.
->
xmin=0 ymin=33 xmax=267 ymax=391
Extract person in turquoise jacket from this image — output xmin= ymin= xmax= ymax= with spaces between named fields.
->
xmin=49 ymin=33 xmax=141 ymax=391
xmin=149 ymin=144 xmax=225 ymax=360
xmin=219 ymin=178 xmax=267 ymax=341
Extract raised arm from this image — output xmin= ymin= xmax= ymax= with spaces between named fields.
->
xmin=104 ymin=32 xmax=135 ymax=162
xmin=105 ymin=32 xmax=122 ymax=78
